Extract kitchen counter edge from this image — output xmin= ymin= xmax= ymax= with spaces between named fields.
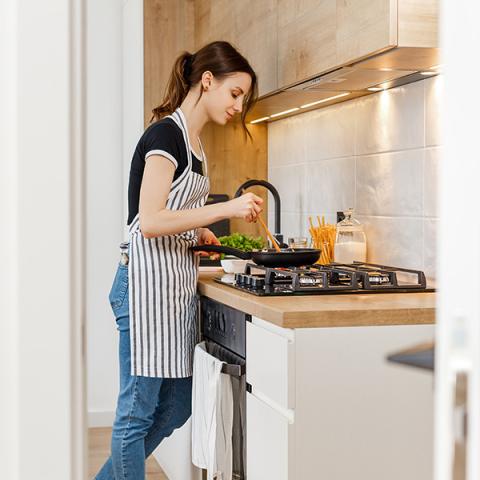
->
xmin=197 ymin=272 xmax=436 ymax=329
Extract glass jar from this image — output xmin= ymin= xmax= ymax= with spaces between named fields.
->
xmin=334 ymin=209 xmax=367 ymax=264
xmin=288 ymin=237 xmax=309 ymax=249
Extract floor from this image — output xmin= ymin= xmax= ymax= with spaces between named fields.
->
xmin=88 ymin=427 xmax=168 ymax=479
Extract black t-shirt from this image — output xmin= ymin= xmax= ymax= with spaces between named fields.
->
xmin=127 ymin=117 xmax=204 ymax=225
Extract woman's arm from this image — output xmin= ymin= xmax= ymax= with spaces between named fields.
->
xmin=139 ymin=155 xmax=263 ymax=238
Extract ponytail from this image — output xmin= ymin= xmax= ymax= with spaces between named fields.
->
xmin=150 ymin=41 xmax=258 ymax=140
xmin=151 ymin=51 xmax=192 ymax=122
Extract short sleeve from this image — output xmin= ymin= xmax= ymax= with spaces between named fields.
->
xmin=143 ymin=121 xmax=182 ymax=168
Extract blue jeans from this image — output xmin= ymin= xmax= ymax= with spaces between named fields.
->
xmin=95 ymin=263 xmax=192 ymax=480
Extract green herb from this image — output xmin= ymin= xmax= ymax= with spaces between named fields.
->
xmin=217 ymin=232 xmax=266 ymax=260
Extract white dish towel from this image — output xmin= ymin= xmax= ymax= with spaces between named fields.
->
xmin=192 ymin=341 xmax=234 ymax=480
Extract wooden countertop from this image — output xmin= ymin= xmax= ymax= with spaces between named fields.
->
xmin=197 ymin=272 xmax=436 ymax=329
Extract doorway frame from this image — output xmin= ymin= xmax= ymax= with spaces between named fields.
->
xmin=0 ymin=0 xmax=87 ymax=478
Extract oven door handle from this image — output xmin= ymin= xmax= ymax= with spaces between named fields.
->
xmin=221 ymin=363 xmax=245 ymax=376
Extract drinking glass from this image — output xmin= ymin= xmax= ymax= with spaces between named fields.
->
xmin=288 ymin=237 xmax=309 ymax=248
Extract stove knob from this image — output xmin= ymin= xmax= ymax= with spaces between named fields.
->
xmin=251 ymin=277 xmax=265 ymax=289
xmin=238 ymin=274 xmax=251 ymax=285
xmin=234 ymin=273 xmax=244 ymax=284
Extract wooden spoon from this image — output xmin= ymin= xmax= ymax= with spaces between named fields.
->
xmin=256 ymin=215 xmax=282 ymax=252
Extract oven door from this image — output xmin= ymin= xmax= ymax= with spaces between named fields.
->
xmin=200 ymin=297 xmax=248 ymax=480
xmin=201 ymin=296 xmax=247 ymax=357
xmin=204 ymin=340 xmax=246 ymax=480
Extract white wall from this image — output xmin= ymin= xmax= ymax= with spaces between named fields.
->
xmin=123 ymin=0 xmax=145 ymax=233
xmin=87 ymin=0 xmax=145 ymax=427
xmin=268 ymin=76 xmax=442 ymax=280
xmin=86 ymin=0 xmax=125 ymax=426
xmin=87 ymin=4 xmax=199 ymax=479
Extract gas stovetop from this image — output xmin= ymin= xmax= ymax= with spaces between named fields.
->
xmin=214 ymin=262 xmax=435 ymax=296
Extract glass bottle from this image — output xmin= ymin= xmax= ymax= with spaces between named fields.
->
xmin=334 ymin=209 xmax=367 ymax=264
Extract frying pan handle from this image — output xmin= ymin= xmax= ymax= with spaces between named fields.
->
xmin=189 ymin=244 xmax=252 ymax=260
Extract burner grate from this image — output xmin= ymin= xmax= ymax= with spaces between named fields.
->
xmin=215 ymin=262 xmax=432 ymax=296
xmin=317 ymin=262 xmax=427 ymax=290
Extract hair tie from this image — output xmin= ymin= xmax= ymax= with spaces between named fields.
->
xmin=183 ymin=54 xmax=194 ymax=82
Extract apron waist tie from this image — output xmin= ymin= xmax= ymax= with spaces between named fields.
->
xmin=119 ymin=241 xmax=130 ymax=265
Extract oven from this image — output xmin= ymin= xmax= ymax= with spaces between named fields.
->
xmin=200 ymin=296 xmax=250 ymax=480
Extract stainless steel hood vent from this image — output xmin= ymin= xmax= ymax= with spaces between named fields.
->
xmin=246 ymin=47 xmax=440 ymax=123
xmin=286 ymin=67 xmax=354 ymax=91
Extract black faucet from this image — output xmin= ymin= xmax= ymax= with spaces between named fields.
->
xmin=234 ymin=179 xmax=284 ymax=246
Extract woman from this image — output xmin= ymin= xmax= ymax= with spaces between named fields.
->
xmin=95 ymin=41 xmax=263 ymax=479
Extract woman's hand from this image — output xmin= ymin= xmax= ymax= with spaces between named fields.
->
xmin=225 ymin=192 xmax=263 ymax=223
xmin=195 ymin=228 xmax=222 ymax=260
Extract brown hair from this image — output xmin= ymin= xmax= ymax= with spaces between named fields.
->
xmin=151 ymin=41 xmax=258 ymax=140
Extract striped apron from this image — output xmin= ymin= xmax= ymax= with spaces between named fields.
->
xmin=128 ymin=108 xmax=210 ymax=378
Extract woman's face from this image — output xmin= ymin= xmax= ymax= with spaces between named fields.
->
xmin=202 ymin=71 xmax=252 ymax=125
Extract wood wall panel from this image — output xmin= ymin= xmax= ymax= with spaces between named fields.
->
xmin=201 ymin=121 xmax=268 ymax=238
xmin=144 ymin=0 xmax=195 ymax=126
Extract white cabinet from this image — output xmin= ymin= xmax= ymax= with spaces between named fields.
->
xmin=246 ymin=319 xmax=435 ymax=480
xmin=246 ymin=392 xmax=293 ymax=480
xmin=246 ymin=317 xmax=295 ymax=410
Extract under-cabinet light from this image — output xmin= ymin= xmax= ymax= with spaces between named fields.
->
xmin=300 ymin=92 xmax=350 ymax=109
xmin=367 ymin=87 xmax=383 ymax=92
xmin=419 ymin=71 xmax=437 ymax=76
xmin=250 ymin=116 xmax=270 ymax=124
xmin=270 ymin=107 xmax=300 ymax=118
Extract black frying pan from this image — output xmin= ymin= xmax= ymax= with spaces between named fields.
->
xmin=190 ymin=244 xmax=321 ymax=267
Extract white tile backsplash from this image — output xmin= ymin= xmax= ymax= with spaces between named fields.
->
xmin=423 ymin=218 xmax=437 ymax=280
xmin=303 ymin=101 xmax=356 ymax=161
xmin=267 ymin=211 xmax=307 ymax=240
xmin=356 ymin=149 xmax=424 ymax=217
xmin=281 ymin=212 xmax=310 ymax=240
xmin=359 ymin=216 xmax=424 ymax=270
xmin=355 ymin=80 xmax=425 ymax=155
xmin=304 ymin=157 xmax=356 ymax=214
xmin=424 ymin=147 xmax=441 ymax=217
xmin=268 ymin=76 xmax=442 ymax=277
xmin=268 ymin=114 xmax=306 ymax=166
xmin=268 ymin=164 xmax=306 ymax=213
xmin=425 ymin=75 xmax=444 ymax=147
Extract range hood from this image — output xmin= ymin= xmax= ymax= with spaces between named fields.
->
xmin=246 ymin=47 xmax=440 ymax=123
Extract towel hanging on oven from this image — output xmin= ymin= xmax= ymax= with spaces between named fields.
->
xmin=192 ymin=341 xmax=234 ymax=480
xmin=206 ymin=341 xmax=246 ymax=480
